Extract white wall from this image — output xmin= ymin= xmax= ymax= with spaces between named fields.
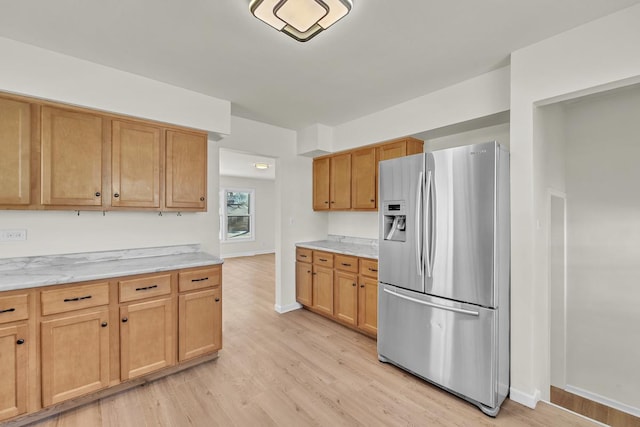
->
xmin=217 ymin=116 xmax=327 ymax=312
xmin=510 ymin=3 xmax=640 ymax=407
xmin=562 ymin=86 xmax=640 ymax=411
xmin=219 ymin=176 xmax=276 ymax=257
xmin=0 ymin=37 xmax=230 ymax=135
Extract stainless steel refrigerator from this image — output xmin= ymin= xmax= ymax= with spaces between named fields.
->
xmin=377 ymin=141 xmax=510 ymax=416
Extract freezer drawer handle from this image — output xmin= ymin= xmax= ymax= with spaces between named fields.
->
xmin=383 ymin=288 xmax=479 ymax=317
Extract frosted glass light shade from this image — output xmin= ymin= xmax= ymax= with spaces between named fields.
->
xmin=250 ymin=0 xmax=352 ymax=42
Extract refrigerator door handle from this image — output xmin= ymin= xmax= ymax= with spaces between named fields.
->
xmin=415 ymin=171 xmax=424 ymax=277
xmin=383 ymin=288 xmax=480 ymax=317
xmin=425 ymin=170 xmax=433 ymax=278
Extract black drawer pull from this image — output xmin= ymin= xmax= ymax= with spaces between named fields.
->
xmin=64 ymin=295 xmax=92 ymax=302
xmin=341 ymin=263 xmax=352 ymax=267
xmin=319 ymin=258 xmax=328 ymax=262
xmin=135 ymin=285 xmax=158 ymax=291
xmin=299 ymin=254 xmax=308 ymax=258
xmin=191 ymin=277 xmax=209 ymax=282
xmin=368 ymin=268 xmax=378 ymax=272
xmin=0 ymin=308 xmax=16 ymax=314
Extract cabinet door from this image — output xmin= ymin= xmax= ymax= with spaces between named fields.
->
xmin=351 ymin=147 xmax=376 ymax=210
xmin=111 ymin=120 xmax=161 ymax=208
xmin=377 ymin=140 xmax=407 ymax=162
xmin=178 ymin=288 xmax=221 ymax=362
xmin=120 ymin=297 xmax=174 ymax=380
xmin=330 ymin=153 xmax=351 ymax=209
xmin=41 ymin=106 xmax=104 ymax=206
xmin=312 ymin=265 xmax=333 ymax=316
xmin=334 ymin=271 xmax=358 ymax=326
xmin=358 ymin=276 xmax=378 ymax=336
xmin=41 ymin=310 xmax=110 ymax=406
xmin=0 ymin=97 xmax=31 ymax=206
xmin=313 ymin=157 xmax=330 ymax=210
xmin=165 ymin=130 xmax=207 ymax=210
xmin=0 ymin=324 xmax=27 ymax=421
xmin=296 ymin=261 xmax=312 ymax=306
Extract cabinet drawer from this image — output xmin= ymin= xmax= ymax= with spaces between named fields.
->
xmin=119 ymin=273 xmax=171 ymax=303
xmin=335 ymin=254 xmax=358 ymax=273
xmin=360 ymin=258 xmax=379 ymax=278
xmin=41 ymin=282 xmax=110 ymax=316
xmin=179 ymin=266 xmax=221 ymax=292
xmin=313 ymin=251 xmax=334 ymax=268
xmin=0 ymin=293 xmax=29 ymax=324
xmin=296 ymin=247 xmax=312 ymax=263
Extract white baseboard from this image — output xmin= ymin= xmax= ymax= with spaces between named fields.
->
xmin=565 ymin=385 xmax=640 ymax=418
xmin=509 ymin=387 xmax=540 ymax=409
xmin=221 ymin=250 xmax=275 ymax=259
xmin=274 ymin=302 xmax=302 ymax=314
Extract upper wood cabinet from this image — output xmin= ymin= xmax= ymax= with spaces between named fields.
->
xmin=312 ymin=137 xmax=422 ymax=211
xmin=312 ymin=157 xmax=330 ymax=210
xmin=0 ymin=97 xmax=33 ymax=206
xmin=351 ymin=147 xmax=377 ymax=210
xmin=0 ymin=91 xmax=209 ymax=212
xmin=111 ymin=120 xmax=162 ymax=208
xmin=41 ymin=106 xmax=104 ymax=207
xmin=165 ymin=130 xmax=207 ymax=211
xmin=330 ymin=153 xmax=351 ymax=210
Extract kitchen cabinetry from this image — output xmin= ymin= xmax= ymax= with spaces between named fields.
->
xmin=165 ymin=130 xmax=207 ymax=211
xmin=0 ymin=261 xmax=222 ymax=424
xmin=0 ymin=91 xmax=209 ymax=212
xmin=295 ymin=248 xmax=313 ymax=307
xmin=351 ymin=147 xmax=376 ymax=210
xmin=312 ymin=137 xmax=422 ymax=211
xmin=295 ymin=247 xmax=378 ymax=338
xmin=0 ymin=96 xmax=34 ymax=207
xmin=0 ymin=324 xmax=28 ymax=421
xmin=118 ymin=273 xmax=174 ymax=380
xmin=41 ymin=106 xmax=105 ymax=207
xmin=111 ymin=120 xmax=162 ymax=208
xmin=312 ymin=157 xmax=330 ymax=210
xmin=178 ymin=266 xmax=222 ymax=362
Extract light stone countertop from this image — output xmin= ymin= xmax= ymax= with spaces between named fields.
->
xmin=296 ymin=235 xmax=378 ymax=260
xmin=0 ymin=244 xmax=223 ymax=292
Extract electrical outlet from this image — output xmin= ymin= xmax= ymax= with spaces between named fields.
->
xmin=0 ymin=229 xmax=27 ymax=241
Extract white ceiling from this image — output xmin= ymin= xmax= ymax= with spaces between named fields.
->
xmin=0 ymin=1 xmax=639 ymax=130
xmin=220 ymin=149 xmax=276 ymax=180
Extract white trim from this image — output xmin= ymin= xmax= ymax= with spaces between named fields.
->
xmin=274 ymin=302 xmax=302 ymax=314
xmin=221 ymin=250 xmax=275 ymax=259
xmin=509 ymin=387 xmax=540 ymax=409
xmin=565 ymin=385 xmax=640 ymax=418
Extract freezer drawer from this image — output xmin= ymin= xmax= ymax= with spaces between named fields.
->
xmin=378 ymin=284 xmax=498 ymax=409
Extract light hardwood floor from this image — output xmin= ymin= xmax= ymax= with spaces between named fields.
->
xmin=29 ymin=254 xmax=598 ymax=427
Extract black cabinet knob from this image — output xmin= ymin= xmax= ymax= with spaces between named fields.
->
xmin=370 ymin=199 xmax=375 ymax=202
xmin=114 ymin=193 xmax=120 ymax=198
xmin=215 ymin=298 xmax=220 ymax=302
xmin=121 ymin=317 xmax=128 ymax=323
xmin=101 ymin=322 xmax=108 ymax=327
xmin=95 ymin=192 xmax=101 ymax=197
xmin=360 ymin=284 xmax=365 ymax=288
xmin=200 ymin=197 xmax=205 ymax=201
xmin=324 ymin=201 xmax=329 ymax=204
xmin=352 ymin=283 xmax=356 ymax=287
xmin=16 ymin=339 xmax=25 ymax=345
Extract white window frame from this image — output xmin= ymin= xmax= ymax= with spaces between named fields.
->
xmin=220 ymin=187 xmax=255 ymax=243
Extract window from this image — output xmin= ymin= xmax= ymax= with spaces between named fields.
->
xmin=220 ymin=188 xmax=255 ymax=242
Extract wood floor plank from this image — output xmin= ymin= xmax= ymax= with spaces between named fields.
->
xmin=25 ymin=253 xmax=601 ymax=427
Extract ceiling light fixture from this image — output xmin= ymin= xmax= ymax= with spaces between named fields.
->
xmin=249 ymin=0 xmax=353 ymax=42
xmin=253 ymin=162 xmax=271 ymax=170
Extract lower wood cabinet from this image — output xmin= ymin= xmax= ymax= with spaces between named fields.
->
xmin=0 ymin=324 xmax=28 ymax=420
xmin=296 ymin=247 xmax=378 ymax=338
xmin=0 ymin=262 xmax=222 ymax=424
xmin=41 ymin=310 xmax=110 ymax=406
xmin=120 ymin=297 xmax=174 ymax=380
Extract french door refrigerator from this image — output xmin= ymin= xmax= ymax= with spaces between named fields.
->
xmin=377 ymin=141 xmax=510 ymax=416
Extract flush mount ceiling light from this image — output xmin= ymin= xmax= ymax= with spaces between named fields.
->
xmin=249 ymin=0 xmax=353 ymax=42
xmin=253 ymin=162 xmax=271 ymax=170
